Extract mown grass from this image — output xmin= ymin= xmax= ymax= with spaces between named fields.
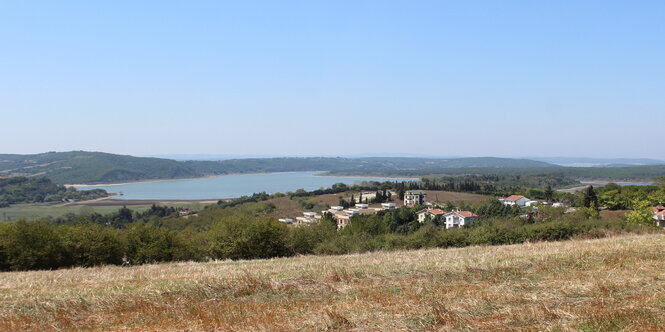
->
xmin=0 ymin=233 xmax=663 ymax=331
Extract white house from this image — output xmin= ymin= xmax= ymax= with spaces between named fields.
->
xmin=355 ymin=203 xmax=369 ymax=209
xmin=500 ymin=195 xmax=530 ymax=207
xmin=324 ymin=205 xmax=345 ymax=215
xmin=525 ymin=200 xmax=539 ymax=207
xmin=652 ymin=206 xmax=665 ymax=228
xmin=296 ymin=212 xmax=321 ymax=225
xmin=404 ymin=190 xmax=426 ymax=206
xmin=333 ymin=210 xmax=358 ymax=229
xmin=417 ymin=208 xmax=446 ymax=223
xmin=444 ymin=211 xmax=479 ymax=229
xmin=381 ymin=202 xmax=396 ymax=210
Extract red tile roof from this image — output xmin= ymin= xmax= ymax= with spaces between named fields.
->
xmin=504 ymin=195 xmax=525 ymax=201
xmin=430 ymin=209 xmax=446 ymax=215
xmin=651 ymin=206 xmax=665 ymax=213
xmin=457 ymin=211 xmax=478 ymax=218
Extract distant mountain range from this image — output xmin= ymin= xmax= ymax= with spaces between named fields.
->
xmin=151 ymin=154 xmax=665 ymax=167
xmin=0 ymin=151 xmax=558 ymax=184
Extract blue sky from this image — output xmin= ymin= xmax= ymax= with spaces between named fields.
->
xmin=1 ymin=1 xmax=663 ymax=159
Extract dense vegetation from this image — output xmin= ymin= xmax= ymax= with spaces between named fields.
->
xmin=0 ymin=177 xmax=107 ymax=208
xmin=415 ymin=174 xmax=578 ymax=195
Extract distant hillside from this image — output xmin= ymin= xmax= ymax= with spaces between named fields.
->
xmin=0 ymin=152 xmax=559 ymax=184
xmin=327 ymin=165 xmax=665 ymax=181
xmin=532 ymin=157 xmax=665 ymax=167
xmin=186 ymin=156 xmax=557 ymax=174
xmin=0 ymin=151 xmax=197 ymax=184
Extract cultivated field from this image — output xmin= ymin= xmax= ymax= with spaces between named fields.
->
xmin=1 ymin=234 xmax=664 ymax=331
xmin=0 ymin=201 xmax=215 ymax=221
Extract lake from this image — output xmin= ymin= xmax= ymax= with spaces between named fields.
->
xmin=74 ymin=172 xmax=417 ymax=200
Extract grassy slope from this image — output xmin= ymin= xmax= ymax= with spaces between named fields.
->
xmin=1 ymin=234 xmax=663 ymax=331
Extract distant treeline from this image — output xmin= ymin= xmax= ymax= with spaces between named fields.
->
xmin=416 ymin=174 xmax=578 ymax=194
xmin=326 ymin=165 xmax=665 ymax=181
xmin=0 ymin=177 xmax=107 ymax=208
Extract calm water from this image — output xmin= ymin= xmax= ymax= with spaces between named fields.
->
xmin=74 ymin=172 xmax=416 ymax=200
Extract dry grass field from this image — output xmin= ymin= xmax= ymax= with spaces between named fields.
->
xmin=1 ymin=234 xmax=664 ymax=331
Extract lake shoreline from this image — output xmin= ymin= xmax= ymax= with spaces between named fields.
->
xmin=65 ymin=198 xmax=226 ymax=207
xmin=67 ymin=171 xmax=335 ymax=187
xmin=68 ymin=171 xmax=419 ymax=187
xmin=68 ymin=171 xmax=419 ymax=200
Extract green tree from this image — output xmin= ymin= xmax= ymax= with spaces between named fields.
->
xmin=544 ymin=185 xmax=554 ymax=202
xmin=625 ymin=199 xmax=655 ymax=226
xmin=57 ymin=223 xmax=125 ymax=267
xmin=125 ymin=223 xmax=182 ymax=264
xmin=0 ymin=220 xmax=63 ymax=271
xmin=582 ymin=186 xmax=598 ymax=208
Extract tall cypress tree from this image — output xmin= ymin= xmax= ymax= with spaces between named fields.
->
xmin=583 ymin=185 xmax=598 ymax=208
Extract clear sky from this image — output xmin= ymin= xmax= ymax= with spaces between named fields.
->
xmin=1 ymin=1 xmax=663 ymax=159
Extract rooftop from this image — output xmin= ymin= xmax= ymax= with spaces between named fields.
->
xmin=504 ymin=195 xmax=526 ymax=201
xmin=405 ymin=190 xmax=426 ymax=195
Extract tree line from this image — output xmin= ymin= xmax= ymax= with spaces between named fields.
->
xmin=0 ymin=177 xmax=107 ymax=208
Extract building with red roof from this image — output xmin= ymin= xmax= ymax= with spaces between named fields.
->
xmin=443 ymin=210 xmax=479 ymax=229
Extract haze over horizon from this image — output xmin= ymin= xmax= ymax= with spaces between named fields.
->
xmin=2 ymin=1 xmax=663 ymax=159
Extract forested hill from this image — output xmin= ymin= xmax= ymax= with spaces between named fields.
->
xmin=0 ymin=151 xmax=197 ymax=184
xmin=326 ymin=165 xmax=665 ymax=181
xmin=184 ymin=156 xmax=558 ymax=174
xmin=0 ymin=152 xmax=558 ymax=184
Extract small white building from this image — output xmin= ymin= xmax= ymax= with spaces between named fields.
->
xmin=652 ymin=206 xmax=665 ymax=228
xmin=500 ymin=195 xmax=530 ymax=207
xmin=381 ymin=202 xmax=396 ymax=210
xmin=552 ymin=202 xmax=565 ymax=208
xmin=296 ymin=212 xmax=321 ymax=225
xmin=355 ymin=203 xmax=369 ymax=209
xmin=324 ymin=205 xmax=345 ymax=215
xmin=525 ymin=200 xmax=539 ymax=207
xmin=444 ymin=211 xmax=479 ymax=229
xmin=278 ymin=218 xmax=294 ymax=224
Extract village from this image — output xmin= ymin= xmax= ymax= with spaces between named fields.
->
xmin=278 ymin=188 xmax=665 ymax=230
xmin=278 ymin=190 xmax=564 ymax=230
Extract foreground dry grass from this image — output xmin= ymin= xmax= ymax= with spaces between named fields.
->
xmin=1 ymin=234 xmax=664 ymax=331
